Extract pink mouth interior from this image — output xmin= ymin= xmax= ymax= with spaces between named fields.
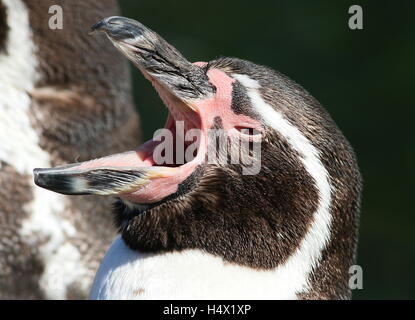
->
xmin=75 ymin=73 xmax=207 ymax=203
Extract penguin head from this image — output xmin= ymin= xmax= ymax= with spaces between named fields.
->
xmin=34 ymin=16 xmax=269 ymax=205
xmin=34 ymin=17 xmax=361 ymax=272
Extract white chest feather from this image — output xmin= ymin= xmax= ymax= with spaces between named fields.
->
xmin=90 ymin=236 xmax=303 ymax=300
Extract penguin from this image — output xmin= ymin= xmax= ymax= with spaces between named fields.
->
xmin=34 ymin=16 xmax=362 ymax=300
xmin=0 ymin=2 xmax=139 ymax=299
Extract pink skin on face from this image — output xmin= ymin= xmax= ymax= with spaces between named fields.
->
xmin=75 ymin=64 xmax=262 ymax=204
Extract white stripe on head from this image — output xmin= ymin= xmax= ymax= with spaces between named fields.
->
xmin=233 ymin=73 xmax=333 ymax=295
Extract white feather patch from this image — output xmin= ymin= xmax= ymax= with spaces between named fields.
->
xmin=91 ymin=236 xmax=299 ymax=300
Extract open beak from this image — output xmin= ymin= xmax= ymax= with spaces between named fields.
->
xmin=33 ymin=160 xmax=175 ymax=196
xmin=90 ymin=16 xmax=214 ymax=100
xmin=34 ymin=16 xmax=213 ymax=198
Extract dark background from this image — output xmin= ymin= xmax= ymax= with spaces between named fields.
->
xmin=119 ymin=0 xmax=415 ymax=299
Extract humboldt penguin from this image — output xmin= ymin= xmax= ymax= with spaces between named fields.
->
xmin=34 ymin=16 xmax=362 ymax=299
xmin=0 ymin=2 xmax=139 ymax=299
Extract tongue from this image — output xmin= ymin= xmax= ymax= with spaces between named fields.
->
xmin=76 ymin=150 xmax=151 ymax=170
xmin=75 ymin=137 xmax=163 ymax=171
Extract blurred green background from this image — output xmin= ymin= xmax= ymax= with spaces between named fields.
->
xmin=119 ymin=0 xmax=415 ymax=299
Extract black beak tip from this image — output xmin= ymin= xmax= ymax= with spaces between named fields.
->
xmin=33 ymin=167 xmax=74 ymax=195
xmin=90 ymin=17 xmax=114 ymax=35
xmin=90 ymin=16 xmax=126 ymax=33
xmin=33 ymin=168 xmax=43 ymax=187
xmin=33 ymin=168 xmax=55 ymax=190
xmin=90 ymin=16 xmax=142 ymax=40
xmin=89 ymin=20 xmax=105 ymax=34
